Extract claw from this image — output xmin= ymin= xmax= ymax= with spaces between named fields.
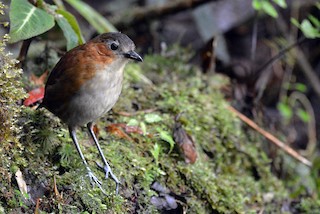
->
xmin=87 ymin=170 xmax=107 ymax=195
xmin=96 ymin=161 xmax=110 ymax=178
xmin=96 ymin=161 xmax=120 ymax=194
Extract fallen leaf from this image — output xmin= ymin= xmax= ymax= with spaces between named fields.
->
xmin=29 ymin=70 xmax=49 ymax=86
xmin=112 ymin=123 xmax=145 ymax=135
xmin=23 ymin=87 xmax=45 ymax=106
xmin=173 ymin=114 xmax=198 ymax=164
xmin=93 ymin=124 xmax=100 ymax=136
xmin=106 ymin=124 xmax=133 ymax=141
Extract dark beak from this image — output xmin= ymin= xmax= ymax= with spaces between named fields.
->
xmin=125 ymin=50 xmax=143 ymax=62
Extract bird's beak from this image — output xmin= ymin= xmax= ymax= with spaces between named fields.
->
xmin=124 ymin=50 xmax=143 ymax=62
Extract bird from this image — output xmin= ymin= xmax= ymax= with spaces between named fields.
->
xmin=38 ymin=32 xmax=143 ymax=194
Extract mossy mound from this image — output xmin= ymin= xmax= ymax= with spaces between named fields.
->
xmin=1 ymin=45 xmax=293 ymax=213
xmin=0 ymin=15 xmax=27 ymax=212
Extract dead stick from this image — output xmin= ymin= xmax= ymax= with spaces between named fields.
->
xmin=276 ymin=14 xmax=320 ymax=100
xmin=227 ymin=105 xmax=312 ymax=167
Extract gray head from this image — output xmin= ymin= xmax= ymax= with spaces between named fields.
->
xmin=93 ymin=32 xmax=143 ymax=62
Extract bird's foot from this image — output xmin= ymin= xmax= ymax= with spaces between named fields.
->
xmin=86 ymin=170 xmax=106 ymax=195
xmin=96 ymin=162 xmax=120 ymax=194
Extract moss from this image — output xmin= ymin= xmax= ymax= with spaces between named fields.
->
xmin=0 ymin=36 xmax=26 ymax=142
xmin=293 ymin=197 xmax=320 ymax=213
xmin=96 ymin=48 xmax=288 ymax=213
xmin=0 ymin=4 xmax=27 ymax=210
xmin=2 ymin=39 xmax=319 ymax=212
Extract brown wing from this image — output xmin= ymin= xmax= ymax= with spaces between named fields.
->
xmin=41 ymin=44 xmax=88 ymax=113
xmin=41 ymin=41 xmax=115 ymax=115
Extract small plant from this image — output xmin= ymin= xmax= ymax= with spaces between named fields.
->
xmin=150 ymin=143 xmax=161 ymax=165
xmin=157 ymin=128 xmax=175 ymax=153
xmin=277 ymin=83 xmax=310 ymax=122
xmin=59 ymin=143 xmax=77 ymax=168
xmin=8 ymin=0 xmax=117 ymax=49
xmin=252 ymin=0 xmax=287 ymax=18
xmin=291 ymin=3 xmax=320 ymax=39
xmin=0 ymin=34 xmax=26 ymax=143
xmin=252 ymin=0 xmax=320 ymax=39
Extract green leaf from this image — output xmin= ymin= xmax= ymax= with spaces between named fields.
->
xmin=308 ymin=15 xmax=320 ymax=28
xmin=261 ymin=1 xmax=278 ymax=18
xmin=300 ymin=19 xmax=319 ymax=39
xmin=150 ymin=143 xmax=160 ymax=165
xmin=294 ymin=83 xmax=307 ymax=93
xmin=297 ymin=109 xmax=310 ymax=123
xmin=158 ymin=129 xmax=175 ymax=153
xmin=273 ymin=0 xmax=287 ymax=8
xmin=277 ymin=102 xmax=292 ymax=120
xmin=291 ymin=18 xmax=300 ymax=28
xmin=127 ymin=119 xmax=139 ymax=126
xmin=53 ymin=0 xmax=66 ymax=10
xmin=144 ymin=113 xmax=162 ymax=123
xmin=65 ymin=0 xmax=117 ymax=33
xmin=140 ymin=122 xmax=147 ymax=136
xmin=57 ymin=9 xmax=85 ymax=46
xmin=9 ymin=0 xmax=55 ymax=43
xmin=56 ymin=15 xmax=79 ymax=50
xmin=252 ymin=0 xmax=262 ymax=10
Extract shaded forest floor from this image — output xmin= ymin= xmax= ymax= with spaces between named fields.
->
xmin=1 ymin=45 xmax=320 ymax=213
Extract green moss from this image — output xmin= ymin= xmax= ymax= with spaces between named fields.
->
xmin=294 ymin=197 xmax=320 ymax=213
xmin=100 ymin=48 xmax=288 ymax=213
xmin=0 ymin=37 xmax=26 ymax=142
xmin=0 ymin=4 xmax=28 ymax=209
xmin=2 ymin=40 xmax=318 ymax=212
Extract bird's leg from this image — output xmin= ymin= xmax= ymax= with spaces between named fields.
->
xmin=69 ymin=126 xmax=106 ymax=194
xmin=87 ymin=122 xmax=120 ymax=194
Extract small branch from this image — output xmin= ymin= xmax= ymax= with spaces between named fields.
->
xmin=276 ymin=14 xmax=320 ymax=100
xmin=34 ymin=198 xmax=40 ymax=214
xmin=254 ymin=36 xmax=306 ymax=77
xmin=288 ymin=91 xmax=317 ymax=157
xmin=250 ymin=13 xmax=258 ymax=62
xmin=53 ymin=175 xmax=63 ymax=201
xmin=228 ymin=105 xmax=312 ymax=167
xmin=17 ymin=38 xmax=33 ymax=69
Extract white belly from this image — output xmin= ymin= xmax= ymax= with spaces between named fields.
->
xmin=64 ymin=64 xmax=125 ymax=127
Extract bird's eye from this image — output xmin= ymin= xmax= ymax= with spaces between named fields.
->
xmin=110 ymin=42 xmax=119 ymax=50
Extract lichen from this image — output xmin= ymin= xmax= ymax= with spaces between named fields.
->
xmin=0 ymin=3 xmax=27 ymax=209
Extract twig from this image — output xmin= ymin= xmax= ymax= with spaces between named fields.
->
xmin=250 ymin=12 xmax=258 ymax=62
xmin=53 ymin=175 xmax=63 ymax=201
xmin=253 ymin=36 xmax=306 ymax=103
xmin=34 ymin=198 xmax=40 ymax=214
xmin=288 ymin=91 xmax=317 ymax=157
xmin=254 ymin=36 xmax=306 ymax=79
xmin=17 ymin=38 xmax=33 ymax=69
xmin=255 ymin=46 xmax=280 ymax=103
xmin=227 ymin=105 xmax=312 ymax=167
xmin=276 ymin=14 xmax=320 ymax=99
